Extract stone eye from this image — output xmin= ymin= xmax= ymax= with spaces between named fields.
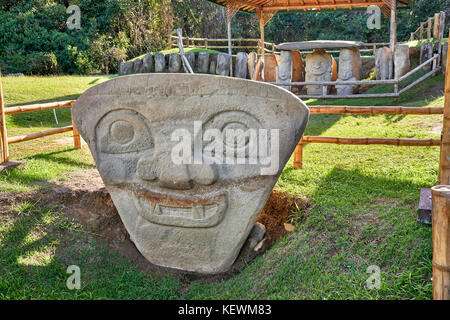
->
xmin=96 ymin=109 xmax=154 ymax=154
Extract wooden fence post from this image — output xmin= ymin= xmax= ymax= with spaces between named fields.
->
xmin=427 ymin=17 xmax=432 ymax=39
xmin=420 ymin=24 xmax=424 ymax=40
xmin=293 ymin=137 xmax=303 ymax=169
xmin=72 ymin=117 xmax=81 ymax=150
xmin=439 ymin=40 xmax=450 ymax=184
xmin=431 ymin=185 xmax=450 ymax=300
xmin=434 ymin=12 xmax=441 ymax=39
xmin=0 ymin=67 xmax=9 ymax=163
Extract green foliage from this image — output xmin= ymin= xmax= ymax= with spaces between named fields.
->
xmin=0 ymin=0 xmax=173 ymax=75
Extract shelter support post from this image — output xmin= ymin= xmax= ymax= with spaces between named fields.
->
xmin=228 ymin=21 xmax=233 ymax=77
xmin=389 ymin=1 xmax=397 ymax=80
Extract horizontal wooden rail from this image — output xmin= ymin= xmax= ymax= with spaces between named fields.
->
xmin=302 ymin=136 xmax=441 ymax=146
xmin=308 ymin=106 xmax=444 ymax=115
xmin=8 ymin=126 xmax=74 ymax=144
xmin=5 ymin=100 xmax=75 ymax=115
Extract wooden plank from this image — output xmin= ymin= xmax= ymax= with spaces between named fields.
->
xmin=389 ymin=2 xmax=397 ymax=79
xmin=7 ymin=126 xmax=73 ymax=144
xmin=427 ymin=17 xmax=432 ymax=39
xmin=431 ymin=185 xmax=450 ymax=300
xmin=434 ymin=13 xmax=441 ymax=39
xmin=440 ymin=41 xmax=450 ymax=184
xmin=302 ymin=136 xmax=441 ymax=146
xmin=0 ymin=68 xmax=8 ymax=163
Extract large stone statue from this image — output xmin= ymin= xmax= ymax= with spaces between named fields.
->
xmin=72 ymin=74 xmax=309 ymax=274
xmin=276 ymin=51 xmax=292 ymax=91
xmin=305 ymin=49 xmax=333 ymax=95
xmin=336 ymin=48 xmax=361 ymax=95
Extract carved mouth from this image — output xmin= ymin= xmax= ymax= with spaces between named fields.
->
xmin=130 ymin=185 xmax=228 ymax=228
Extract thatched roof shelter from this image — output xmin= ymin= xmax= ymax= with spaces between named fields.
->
xmin=206 ymin=0 xmax=414 ymax=78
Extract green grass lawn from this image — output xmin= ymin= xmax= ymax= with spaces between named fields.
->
xmin=0 ymin=73 xmax=444 ymax=299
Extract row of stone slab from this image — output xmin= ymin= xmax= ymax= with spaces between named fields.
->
xmin=119 ymin=52 xmax=248 ymax=77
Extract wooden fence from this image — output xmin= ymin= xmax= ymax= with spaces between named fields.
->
xmin=0 ymin=87 xmax=81 ymax=165
xmin=410 ymin=11 xmax=446 ymax=41
xmin=167 ymin=30 xmax=389 ymax=56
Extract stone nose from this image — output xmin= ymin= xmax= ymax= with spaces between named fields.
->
xmin=138 ymin=153 xmax=218 ymax=190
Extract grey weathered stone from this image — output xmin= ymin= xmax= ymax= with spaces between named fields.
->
xmin=394 ymin=44 xmax=410 ymax=79
xmin=276 ymin=40 xmax=362 ymax=51
xmin=154 ymin=52 xmax=166 ymax=72
xmin=142 ymin=53 xmax=153 ymax=73
xmin=375 ymin=47 xmax=390 ymax=80
xmin=442 ymin=41 xmax=448 ymax=73
xmin=420 ymin=41 xmax=433 ymax=71
xmin=118 ymin=59 xmax=124 ymax=75
xmin=336 ymin=48 xmax=359 ymax=95
xmin=185 ymin=52 xmax=196 ymax=71
xmin=122 ymin=61 xmax=133 ymax=75
xmin=72 ymin=74 xmax=309 ymax=274
xmin=132 ymin=58 xmax=143 ymax=74
xmin=209 ymin=54 xmax=218 ymax=74
xmin=247 ymin=52 xmax=258 ymax=80
xmin=305 ymin=49 xmax=332 ymax=95
xmin=234 ymin=52 xmax=248 ymax=79
xmin=276 ymin=51 xmax=292 ymax=90
xmin=197 ymin=52 xmax=210 ymax=73
xmin=216 ymin=53 xmax=232 ymax=76
xmin=168 ymin=53 xmax=182 ymax=73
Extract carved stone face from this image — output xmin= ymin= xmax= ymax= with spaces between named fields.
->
xmin=306 ymin=49 xmax=332 ymax=77
xmin=72 ymin=74 xmax=309 ymax=274
xmin=338 ymin=48 xmax=354 ymax=80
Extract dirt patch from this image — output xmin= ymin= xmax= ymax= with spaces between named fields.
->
xmin=0 ymin=169 xmax=311 ymax=283
xmin=423 ymin=84 xmax=444 ymax=98
xmin=257 ymin=190 xmax=311 ymax=244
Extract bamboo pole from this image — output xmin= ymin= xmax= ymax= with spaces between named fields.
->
xmin=440 ymin=41 xmax=450 ymax=185
xmin=7 ymin=126 xmax=73 ymax=144
xmin=227 ymin=21 xmax=233 ymax=77
xmin=431 ymin=185 xmax=450 ymax=300
xmin=5 ymin=100 xmax=75 ymax=115
xmin=308 ymin=106 xmax=444 ymax=115
xmin=0 ymin=67 xmax=8 ymax=163
xmin=72 ymin=117 xmax=81 ymax=150
xmin=293 ymin=137 xmax=303 ymax=169
xmin=420 ymin=24 xmax=424 ymax=40
xmin=302 ymin=136 xmax=440 ymax=146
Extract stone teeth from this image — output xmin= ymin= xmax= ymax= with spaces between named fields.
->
xmin=192 ymin=205 xmax=205 ymax=220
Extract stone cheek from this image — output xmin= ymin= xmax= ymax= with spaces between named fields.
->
xmin=305 ymin=49 xmax=332 ymax=95
xmin=72 ymin=74 xmax=309 ymax=274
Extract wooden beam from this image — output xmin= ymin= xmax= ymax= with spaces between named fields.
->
xmin=263 ymin=1 xmax=385 ymax=10
xmin=440 ymin=40 xmax=450 ymax=184
xmin=308 ymin=106 xmax=444 ymax=115
xmin=293 ymin=137 xmax=303 ymax=169
xmin=7 ymin=126 xmax=73 ymax=144
xmin=302 ymin=136 xmax=441 ymax=146
xmin=4 ymin=100 xmax=75 ymax=115
xmin=389 ymin=0 xmax=397 ymax=79
xmin=0 ymin=68 xmax=8 ymax=163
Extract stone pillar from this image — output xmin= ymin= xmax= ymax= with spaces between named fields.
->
xmin=305 ymin=49 xmax=332 ymax=95
xmin=185 ymin=52 xmax=196 ymax=71
xmin=420 ymin=42 xmax=433 ymax=71
xmin=132 ymin=58 xmax=143 ymax=74
xmin=154 ymin=52 xmax=165 ymax=72
xmin=264 ymin=54 xmax=279 ymax=82
xmin=336 ymin=48 xmax=358 ymax=96
xmin=122 ymin=61 xmax=133 ymax=75
xmin=216 ymin=53 xmax=232 ymax=76
xmin=168 ymin=53 xmax=181 ymax=73
xmin=375 ymin=47 xmax=390 ymax=80
xmin=276 ymin=50 xmax=292 ymax=90
xmin=394 ymin=44 xmax=410 ymax=79
xmin=118 ymin=59 xmax=124 ymax=75
xmin=197 ymin=52 xmax=210 ymax=73
xmin=142 ymin=53 xmax=153 ymax=73
xmin=248 ymin=52 xmax=258 ymax=80
xmin=235 ymin=52 xmax=248 ymax=79
xmin=209 ymin=54 xmax=218 ymax=74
